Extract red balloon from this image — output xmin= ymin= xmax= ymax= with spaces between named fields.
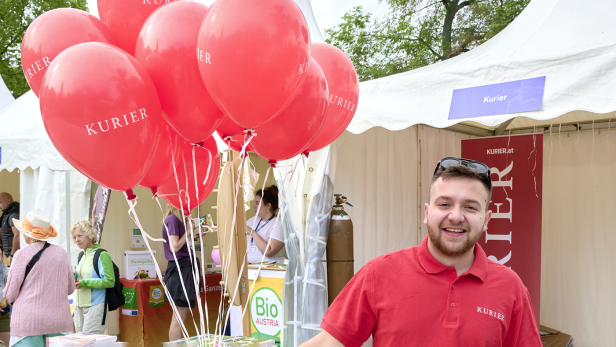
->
xmin=197 ymin=0 xmax=311 ymax=129
xmin=159 ymin=137 xmax=220 ymax=213
xmin=139 ymin=124 xmax=183 ymax=195
xmin=39 ymin=42 xmax=162 ymax=198
xmin=251 ymin=58 xmax=328 ymax=162
xmin=97 ymin=0 xmax=177 ymax=56
xmin=216 ymin=116 xmax=245 ymax=140
xmin=305 ymin=43 xmax=359 ymax=152
xmin=21 ymin=8 xmax=116 ymax=97
xmin=135 ymin=1 xmax=224 ymax=144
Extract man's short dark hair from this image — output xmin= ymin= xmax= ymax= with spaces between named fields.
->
xmin=431 ymin=165 xmax=492 ymax=205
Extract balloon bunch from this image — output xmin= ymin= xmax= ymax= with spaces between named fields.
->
xmin=23 ymin=0 xmax=359 ymax=212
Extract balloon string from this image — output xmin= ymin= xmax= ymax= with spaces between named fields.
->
xmin=219 ymin=155 xmax=246 ymax=341
xmin=127 ymin=194 xmax=191 ymax=341
xmin=238 ymin=156 xmax=301 ymax=327
xmin=169 ymin=143 xmax=203 ymax=342
xmin=191 ymin=147 xmax=208 ymax=341
xmin=219 ymin=134 xmax=254 ymax=340
xmin=237 ymin=166 xmax=271 ymax=326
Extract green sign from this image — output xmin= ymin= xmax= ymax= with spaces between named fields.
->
xmin=122 ymin=288 xmax=138 ymax=309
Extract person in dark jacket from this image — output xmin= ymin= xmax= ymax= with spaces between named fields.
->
xmin=0 ymin=193 xmax=20 ymax=264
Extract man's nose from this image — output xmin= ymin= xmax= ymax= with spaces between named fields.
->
xmin=448 ymin=206 xmax=465 ymax=223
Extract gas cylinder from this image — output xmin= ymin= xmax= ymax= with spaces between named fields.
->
xmin=326 ymin=194 xmax=354 ymax=306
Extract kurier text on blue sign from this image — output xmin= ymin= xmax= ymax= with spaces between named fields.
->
xmin=448 ymin=76 xmax=546 ymax=120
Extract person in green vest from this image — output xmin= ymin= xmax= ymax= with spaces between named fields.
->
xmin=71 ymin=220 xmax=115 ymax=334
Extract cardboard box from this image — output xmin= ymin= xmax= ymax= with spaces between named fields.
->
xmin=123 ymin=250 xmax=157 ymax=280
xmin=540 ymin=325 xmax=573 ymax=347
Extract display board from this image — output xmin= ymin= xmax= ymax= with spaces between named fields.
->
xmin=248 ymin=267 xmax=286 ymax=345
xmin=462 ymin=134 xmax=543 ymax=321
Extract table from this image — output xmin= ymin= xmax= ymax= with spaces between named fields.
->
xmin=119 ymin=273 xmax=222 ymax=347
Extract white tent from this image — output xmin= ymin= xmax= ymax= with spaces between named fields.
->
xmin=348 ymin=0 xmax=616 ymax=134
xmin=0 ymin=76 xmax=14 ymax=110
xmin=0 ymin=89 xmax=90 ymax=264
xmin=334 ymin=0 xmax=616 ymax=346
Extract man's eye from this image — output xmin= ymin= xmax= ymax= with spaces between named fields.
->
xmin=466 ymin=206 xmax=478 ymax=211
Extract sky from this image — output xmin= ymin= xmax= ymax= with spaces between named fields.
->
xmin=85 ymin=0 xmax=390 ymax=36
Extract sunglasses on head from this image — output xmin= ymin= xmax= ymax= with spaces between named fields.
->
xmin=433 ymin=157 xmax=491 ymax=177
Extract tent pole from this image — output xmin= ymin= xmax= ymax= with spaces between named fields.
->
xmin=65 ymin=170 xmax=71 ymax=258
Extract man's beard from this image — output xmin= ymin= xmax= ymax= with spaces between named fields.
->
xmin=427 ymin=224 xmax=482 ymax=258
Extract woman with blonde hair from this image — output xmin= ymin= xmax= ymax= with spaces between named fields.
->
xmin=162 ymin=205 xmax=199 ymax=341
xmin=72 ymin=220 xmax=115 ymax=334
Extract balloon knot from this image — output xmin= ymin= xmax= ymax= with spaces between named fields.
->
xmin=268 ymin=160 xmax=277 ymax=168
xmin=125 ymin=189 xmax=137 ymax=201
xmin=302 ymin=151 xmax=310 ymax=158
xmin=243 ymin=129 xmax=256 ymax=137
xmin=150 ymin=187 xmax=158 ymax=197
xmin=223 ymin=136 xmax=233 ymax=141
xmin=183 ymin=210 xmax=191 ymax=217
xmin=192 ymin=142 xmax=204 ymax=147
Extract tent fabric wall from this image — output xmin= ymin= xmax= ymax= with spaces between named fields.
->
xmin=540 ymin=128 xmax=616 ymax=347
xmin=335 ymin=125 xmax=616 ymax=347
xmin=334 ymin=126 xmax=473 ymax=272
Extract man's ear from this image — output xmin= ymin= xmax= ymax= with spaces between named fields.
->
xmin=423 ymin=203 xmax=429 ymax=225
xmin=483 ymin=210 xmax=492 ymax=232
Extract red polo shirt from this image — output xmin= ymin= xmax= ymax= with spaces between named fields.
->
xmin=321 ymin=236 xmax=542 ymax=346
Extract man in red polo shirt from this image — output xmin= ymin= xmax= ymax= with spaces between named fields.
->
xmin=300 ymin=158 xmax=542 ymax=347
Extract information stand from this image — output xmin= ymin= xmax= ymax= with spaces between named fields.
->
xmin=119 ymin=273 xmax=222 ymax=347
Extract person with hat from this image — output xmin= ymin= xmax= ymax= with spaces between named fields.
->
xmin=300 ymin=158 xmax=542 ymax=347
xmin=2 ymin=211 xmax=75 ymax=346
xmin=71 ymin=220 xmax=115 ymax=334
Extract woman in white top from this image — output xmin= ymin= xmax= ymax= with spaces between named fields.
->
xmin=246 ymin=185 xmax=285 ymax=263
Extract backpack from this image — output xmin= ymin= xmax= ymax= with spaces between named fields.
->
xmin=77 ymin=248 xmax=125 ymax=325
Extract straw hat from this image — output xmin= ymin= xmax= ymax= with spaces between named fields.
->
xmin=13 ymin=211 xmax=59 ymax=241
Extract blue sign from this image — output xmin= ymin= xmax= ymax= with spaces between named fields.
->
xmin=448 ymin=76 xmax=546 ymax=120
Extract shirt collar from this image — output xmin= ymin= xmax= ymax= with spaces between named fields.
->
xmin=418 ymin=236 xmax=488 ymax=282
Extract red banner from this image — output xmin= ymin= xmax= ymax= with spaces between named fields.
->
xmin=462 ymin=134 xmax=542 ymax=322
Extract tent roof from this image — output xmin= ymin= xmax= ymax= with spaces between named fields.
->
xmin=0 ymin=76 xmax=14 ymax=110
xmin=0 ymin=90 xmax=72 ymax=172
xmin=347 ymin=0 xmax=616 ymax=135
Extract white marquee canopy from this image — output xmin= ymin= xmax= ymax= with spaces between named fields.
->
xmin=347 ymin=0 xmax=616 ymax=134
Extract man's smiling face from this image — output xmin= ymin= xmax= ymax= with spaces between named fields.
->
xmin=424 ymin=176 xmax=491 ymax=259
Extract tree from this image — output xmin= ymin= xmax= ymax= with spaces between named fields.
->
xmin=0 ymin=0 xmax=88 ymax=98
xmin=325 ymin=0 xmax=530 ymax=81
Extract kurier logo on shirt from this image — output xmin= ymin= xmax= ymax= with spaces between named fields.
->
xmin=477 ymin=306 xmax=505 ymax=321
xmin=250 ymin=287 xmax=283 ymax=337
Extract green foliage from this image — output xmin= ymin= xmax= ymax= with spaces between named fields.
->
xmin=325 ymin=0 xmax=529 ymax=82
xmin=0 ymin=0 xmax=88 ymax=98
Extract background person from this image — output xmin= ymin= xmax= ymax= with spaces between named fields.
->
xmin=3 ymin=211 xmax=74 ymax=346
xmin=162 ymin=205 xmax=199 ymax=342
xmin=0 ymin=193 xmax=20 ymax=265
xmin=300 ymin=158 xmax=542 ymax=347
xmin=72 ymin=220 xmax=115 ymax=334
xmin=246 ymin=185 xmax=285 ymax=263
